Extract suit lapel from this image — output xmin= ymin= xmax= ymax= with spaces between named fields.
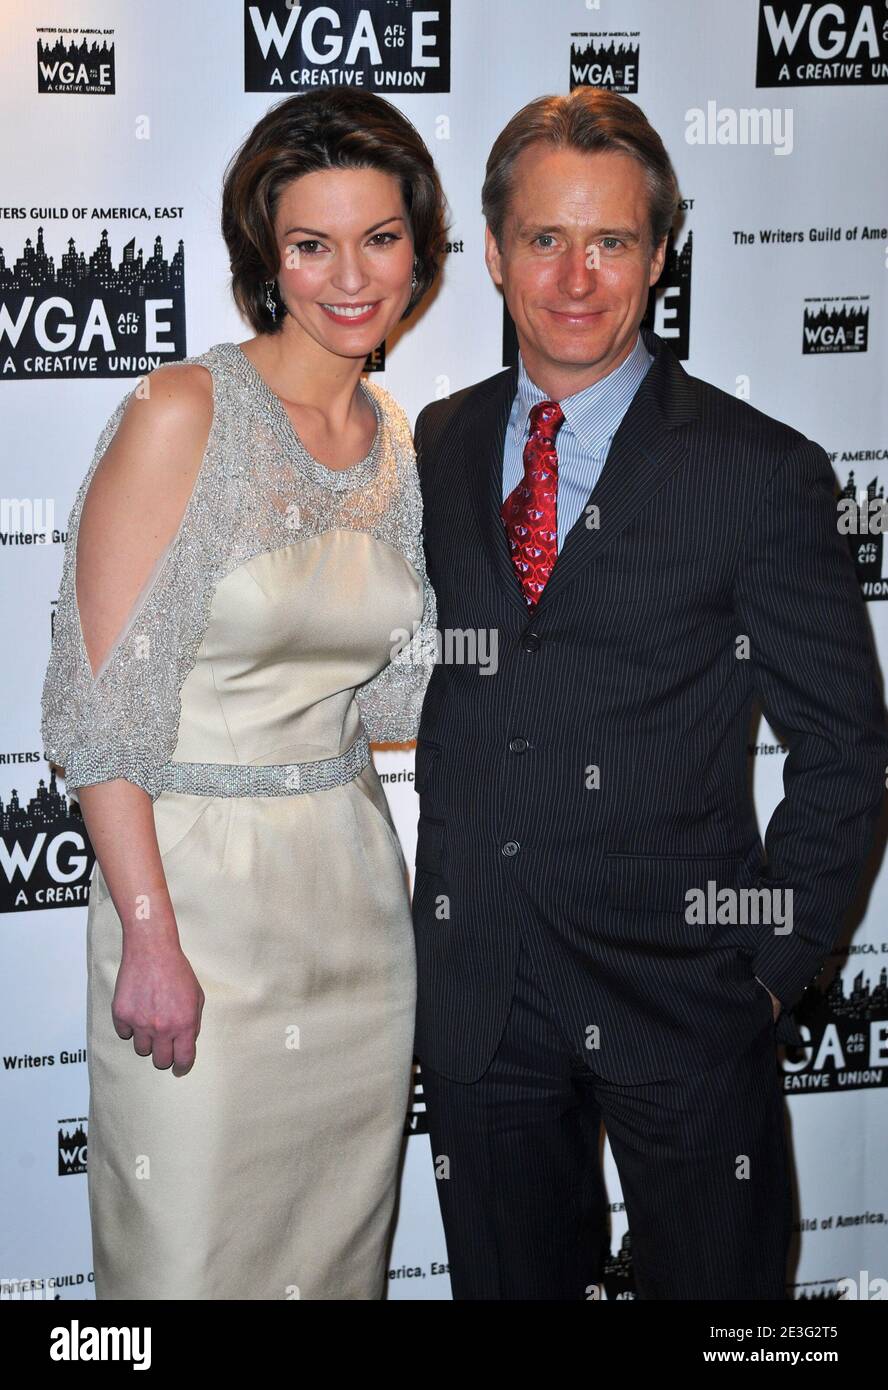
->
xmin=536 ymin=333 xmax=698 ymax=611
xmin=459 ymin=328 xmax=699 ymax=617
xmin=460 ymin=362 xmax=528 ymax=616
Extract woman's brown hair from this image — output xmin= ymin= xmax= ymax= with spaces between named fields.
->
xmin=221 ymin=89 xmax=449 ymax=334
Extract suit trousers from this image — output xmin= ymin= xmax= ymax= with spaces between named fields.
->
xmin=420 ymin=939 xmax=794 ymax=1300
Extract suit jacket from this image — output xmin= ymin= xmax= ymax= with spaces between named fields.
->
xmin=411 ymin=325 xmax=888 ymax=1085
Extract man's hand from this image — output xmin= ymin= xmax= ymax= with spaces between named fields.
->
xmin=757 ymin=976 xmax=781 ymax=1021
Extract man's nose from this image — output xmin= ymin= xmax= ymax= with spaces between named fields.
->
xmin=558 ymin=242 xmax=598 ymax=296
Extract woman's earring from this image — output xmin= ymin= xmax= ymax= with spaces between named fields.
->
xmin=265 ymin=279 xmax=277 ymax=321
xmin=411 ymin=260 xmax=418 ymax=294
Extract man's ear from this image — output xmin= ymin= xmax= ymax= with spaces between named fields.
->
xmin=484 ymin=224 xmax=504 ymax=288
xmin=648 ymin=234 xmax=668 ymax=286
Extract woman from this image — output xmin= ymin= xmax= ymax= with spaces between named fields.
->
xmin=40 ymin=88 xmax=447 ymax=1300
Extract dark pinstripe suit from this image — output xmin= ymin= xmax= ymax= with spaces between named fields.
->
xmin=411 ymin=326 xmax=888 ymax=1298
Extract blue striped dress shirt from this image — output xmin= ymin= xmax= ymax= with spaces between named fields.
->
xmin=502 ymin=331 xmax=654 ymax=552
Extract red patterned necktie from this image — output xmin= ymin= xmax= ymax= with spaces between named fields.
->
xmin=501 ymin=399 xmax=564 ymax=606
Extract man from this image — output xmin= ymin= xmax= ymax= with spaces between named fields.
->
xmin=411 ymin=88 xmax=888 ymax=1300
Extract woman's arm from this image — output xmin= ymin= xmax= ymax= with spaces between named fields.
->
xmin=77 ymin=779 xmax=205 ymax=1072
xmin=69 ymin=363 xmax=214 ymax=1073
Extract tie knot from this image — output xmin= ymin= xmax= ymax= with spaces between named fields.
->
xmin=528 ymin=399 xmax=564 ymax=443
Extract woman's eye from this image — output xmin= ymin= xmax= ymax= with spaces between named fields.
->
xmin=289 ymin=233 xmax=400 ymax=255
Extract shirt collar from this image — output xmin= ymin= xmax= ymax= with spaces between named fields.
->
xmin=512 ymin=331 xmax=653 ymax=456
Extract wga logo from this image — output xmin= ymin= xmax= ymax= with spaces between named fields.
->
xmin=37 ymin=32 xmax=116 ymax=95
xmin=803 ymin=297 xmax=869 ymax=353
xmin=598 ymin=1231 xmax=636 ymax=1300
xmin=58 ymin=1119 xmax=87 ymax=1176
xmin=404 ymin=1062 xmax=428 ymax=1135
xmin=244 ymin=0 xmax=452 ymax=94
xmin=756 ymin=2 xmax=888 ymax=87
xmin=0 ymin=225 xmax=186 ymax=379
xmin=569 ymin=33 xmax=640 ymax=93
xmin=642 ymin=229 xmax=693 ymax=360
xmin=364 ymin=340 xmax=385 ymax=373
xmin=837 ymin=471 xmax=888 ymax=599
xmin=780 ymin=963 xmax=888 ymax=1094
xmin=0 ymin=770 xmax=95 ymax=913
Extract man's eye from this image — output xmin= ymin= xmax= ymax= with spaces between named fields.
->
xmin=533 ymin=234 xmax=556 ymax=248
xmin=601 ymin=238 xmax=624 ymax=250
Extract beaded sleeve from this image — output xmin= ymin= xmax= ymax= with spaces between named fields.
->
xmin=353 ymin=401 xmax=438 ymax=744
xmin=39 ymin=358 xmax=229 ymax=800
xmin=40 ymin=343 xmax=438 ymax=796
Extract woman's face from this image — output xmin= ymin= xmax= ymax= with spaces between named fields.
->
xmin=271 ymin=166 xmax=415 ymax=357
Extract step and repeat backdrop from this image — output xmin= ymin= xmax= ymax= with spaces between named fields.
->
xmin=2 ymin=0 xmax=887 ymax=1301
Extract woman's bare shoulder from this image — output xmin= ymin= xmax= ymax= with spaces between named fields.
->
xmin=87 ymin=361 xmax=214 ymax=501
xmin=74 ymin=362 xmax=218 ymax=675
xmin=118 ymin=361 xmax=213 ymax=454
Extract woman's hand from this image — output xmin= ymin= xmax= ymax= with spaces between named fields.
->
xmin=112 ymin=937 xmax=205 ymax=1075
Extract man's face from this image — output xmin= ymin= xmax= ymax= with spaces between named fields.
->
xmin=485 ymin=143 xmax=667 ymax=386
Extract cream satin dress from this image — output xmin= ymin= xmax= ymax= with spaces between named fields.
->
xmin=40 ymin=341 xmax=436 ymax=1300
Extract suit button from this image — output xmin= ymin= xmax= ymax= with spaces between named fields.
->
xmin=502 ymin=841 xmax=520 ymax=857
xmin=522 ymin=632 xmax=541 ymax=652
xmin=509 ymin=737 xmax=528 ymax=753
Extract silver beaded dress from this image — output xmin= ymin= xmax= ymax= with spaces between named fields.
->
xmin=39 ymin=340 xmax=437 ymax=1301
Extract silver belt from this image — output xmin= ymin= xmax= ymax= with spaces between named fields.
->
xmin=158 ymin=733 xmax=370 ymax=797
